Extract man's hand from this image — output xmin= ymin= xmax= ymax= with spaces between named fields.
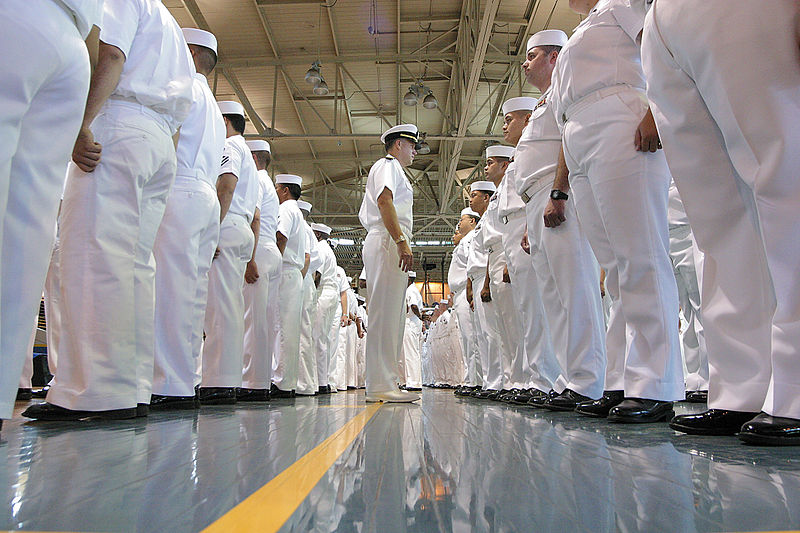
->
xmin=72 ymin=126 xmax=102 ymax=172
xmin=635 ymin=107 xmax=661 ymax=152
xmin=599 ymin=280 xmax=606 ymax=298
xmin=397 ymin=240 xmax=413 ymax=272
xmin=466 ymin=278 xmax=474 ymax=309
xmin=480 ymin=284 xmax=492 ymax=303
xmin=213 ymin=247 xmax=220 ymax=260
xmin=502 ymin=265 xmax=511 ymax=283
xmin=521 ymin=229 xmax=531 ymax=255
xmin=543 ymin=198 xmax=567 ymax=228
xmin=340 ymin=315 xmax=349 ymax=327
xmin=244 ymin=260 xmax=259 ymax=284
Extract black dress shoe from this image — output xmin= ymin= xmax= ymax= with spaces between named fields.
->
xmin=575 ymin=390 xmax=624 ymax=418
xmin=317 ymin=386 xmax=329 ymax=395
xmin=738 ymin=412 xmax=800 ymax=446
xmin=405 ymin=386 xmax=422 ymax=392
xmin=527 ymin=389 xmax=557 ymax=408
xmin=236 ymin=388 xmax=270 ymax=402
xmin=669 ymin=409 xmax=759 ymax=436
xmin=16 ymin=388 xmax=32 ymax=401
xmin=510 ymin=388 xmax=541 ymax=405
xmin=685 ymin=390 xmax=709 ymax=403
xmin=150 ymin=394 xmax=199 ymax=410
xmin=31 ymin=385 xmax=50 ymax=399
xmin=607 ymin=398 xmax=674 ymax=423
xmin=137 ymin=403 xmax=149 ymax=417
xmin=197 ymin=387 xmax=237 ymax=405
xmin=472 ymin=388 xmax=496 ymax=399
xmin=270 ymin=384 xmax=296 ymax=399
xmin=498 ymin=388 xmax=520 ymax=402
xmin=22 ymin=402 xmax=137 ymax=421
xmin=543 ymin=389 xmax=592 ymax=412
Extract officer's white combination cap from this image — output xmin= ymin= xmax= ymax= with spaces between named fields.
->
xmin=311 ymin=223 xmax=331 ymax=234
xmin=502 ymin=97 xmax=538 ymax=115
xmin=439 ymin=299 xmax=448 ymax=304
xmin=246 ymin=140 xmax=270 ymax=152
xmin=275 ymin=174 xmax=302 ymax=186
xmin=486 ymin=145 xmax=515 ymax=159
xmin=408 ymin=271 xmax=417 ymax=278
xmin=470 ymin=180 xmax=497 ymax=193
xmin=526 ymin=29 xmax=568 ymax=53
xmin=380 ymin=124 xmax=419 ymax=144
xmin=218 ymin=100 xmax=244 ymax=117
xmin=297 ymin=200 xmax=312 ymax=212
xmin=356 ymin=295 xmax=365 ymax=302
xmin=460 ymin=207 xmax=480 ymax=218
xmin=182 ymin=28 xmax=218 ymax=54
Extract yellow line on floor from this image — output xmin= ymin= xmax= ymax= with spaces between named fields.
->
xmin=201 ymin=403 xmax=381 ymax=533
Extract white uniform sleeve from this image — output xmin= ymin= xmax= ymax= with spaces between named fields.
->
xmin=99 ymin=0 xmax=140 ymax=57
xmin=610 ymin=0 xmax=645 ymax=42
xmin=276 ymin=202 xmax=293 ymax=239
xmin=373 ymin=159 xmax=402 ymax=197
xmin=220 ymin=138 xmax=244 ymax=179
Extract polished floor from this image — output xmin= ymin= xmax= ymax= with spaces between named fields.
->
xmin=1 ymin=389 xmax=800 ymax=533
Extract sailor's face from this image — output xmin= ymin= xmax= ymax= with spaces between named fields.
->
xmin=469 ymin=190 xmax=490 ymax=213
xmin=396 ymin=138 xmax=417 ymax=167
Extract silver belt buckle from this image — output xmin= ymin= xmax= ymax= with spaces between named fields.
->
xmin=521 ymin=191 xmax=531 ymax=204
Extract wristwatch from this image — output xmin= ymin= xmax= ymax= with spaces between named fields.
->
xmin=395 ymin=234 xmax=407 ymax=244
xmin=550 ymin=189 xmax=569 ymax=201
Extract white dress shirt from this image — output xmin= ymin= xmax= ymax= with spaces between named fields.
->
xmin=220 ymin=134 xmax=259 ymax=222
xmin=466 ymin=221 xmax=489 ymax=280
xmin=99 ymin=0 xmax=194 ymax=133
xmin=359 ymin=155 xmax=414 ymax=235
xmin=304 ymin=222 xmax=322 ymax=277
xmin=276 ymin=199 xmax=306 ymax=270
xmin=256 ymin=169 xmax=279 ymax=244
xmin=405 ymin=284 xmax=424 ymax=327
xmin=62 ymin=0 xmax=104 ymax=38
xmin=316 ymin=239 xmax=338 ymax=289
xmin=497 ymin=163 xmax=526 ymax=218
xmin=513 ymin=90 xmax=562 ymax=198
xmin=448 ymin=229 xmax=475 ymax=294
xmin=175 ymin=73 xmax=225 ymax=187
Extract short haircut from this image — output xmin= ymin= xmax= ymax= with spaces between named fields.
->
xmin=473 ymin=189 xmax=493 ymax=198
xmin=464 ymin=214 xmax=479 ymax=224
xmin=384 ymin=137 xmax=402 ymax=153
xmin=253 ymin=150 xmax=271 ymax=167
xmin=188 ymin=44 xmax=217 ymax=73
xmin=224 ymin=113 xmax=245 ymax=135
xmin=538 ymin=44 xmax=562 ymax=57
xmin=286 ymin=183 xmax=301 ymax=200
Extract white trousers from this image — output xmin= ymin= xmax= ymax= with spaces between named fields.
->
xmin=313 ymin=284 xmax=340 ymax=389
xmin=0 ymin=0 xmax=89 ymax=418
xmin=471 ymin=272 xmax=505 ymax=390
xmin=296 ymin=274 xmax=320 ymax=394
xmin=453 ymin=290 xmax=477 ymax=386
xmin=642 ymin=0 xmax=800 ymax=416
xmin=200 ymin=214 xmax=254 ymax=387
xmin=345 ymin=323 xmax=357 ymax=388
xmin=402 ymin=320 xmax=422 ymax=388
xmin=362 ymin=231 xmax=406 ymax=394
xmin=563 ymin=87 xmax=683 ymax=402
xmin=669 ymin=224 xmax=708 ymax=391
xmin=242 ymin=241 xmax=281 ymax=390
xmin=153 ymin=178 xmax=220 ymax=396
xmin=272 ymin=266 xmax=303 ymax=391
xmin=50 ymin=102 xmax=176 ymax=411
xmin=487 ymin=251 xmax=520 ymax=390
xmin=526 ymin=186 xmax=606 ymax=399
xmin=331 ymin=322 xmax=348 ymax=390
xmin=501 ymin=213 xmax=559 ymax=392
xmin=44 ymin=234 xmax=62 ymax=376
xmin=326 ymin=303 xmax=342 ymax=388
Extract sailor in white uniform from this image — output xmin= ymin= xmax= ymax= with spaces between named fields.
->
xmin=0 ymin=0 xmax=102 ymax=424
xmin=312 ymin=223 xmax=339 ymax=393
xmin=450 ymin=208 xmax=480 ymax=395
xmin=402 ymin=272 xmax=424 ymax=391
xmin=359 ymin=124 xmax=420 ymax=403
xmin=27 ymin=0 xmax=194 ymax=420
xmin=240 ymin=140 xmax=281 ymax=401
xmin=151 ymin=28 xmax=225 ymax=410
xmin=271 ymin=174 xmax=308 ymax=398
xmin=197 ymin=101 xmax=259 ymax=405
xmin=642 ymin=0 xmax=800 ymax=443
xmin=296 ymin=200 xmax=322 ymax=396
xmin=549 ymin=0 xmax=683 ymax=423
xmin=514 ymin=30 xmax=606 ymax=412
xmin=329 ymin=265 xmax=349 ymax=391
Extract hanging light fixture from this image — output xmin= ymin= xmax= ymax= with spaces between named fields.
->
xmin=403 ymin=85 xmax=419 ymax=106
xmin=422 ymin=92 xmax=438 ymax=109
xmin=416 ymin=132 xmax=431 ymax=154
xmin=305 ymin=61 xmax=322 ymax=84
xmin=313 ymin=77 xmax=329 ymax=96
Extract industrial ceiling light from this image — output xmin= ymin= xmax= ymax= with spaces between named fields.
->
xmin=422 ymin=92 xmax=438 ymax=109
xmin=305 ymin=61 xmax=322 ymax=84
xmin=416 ymin=132 xmax=431 ymax=154
xmin=313 ymin=77 xmax=329 ymax=96
xmin=403 ymin=85 xmax=419 ymax=106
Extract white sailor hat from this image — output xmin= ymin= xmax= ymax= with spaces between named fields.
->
xmin=470 ymin=181 xmax=497 ymax=193
xmin=526 ymin=29 xmax=568 ymax=53
xmin=502 ymin=97 xmax=538 ymax=115
xmin=380 ymin=124 xmax=419 ymax=145
xmin=460 ymin=207 xmax=480 ymax=218
xmin=486 ymin=145 xmax=515 ymax=160
xmin=246 ymin=140 xmax=270 ymax=152
xmin=311 ymin=223 xmax=332 ymax=235
xmin=408 ymin=271 xmax=417 ymax=278
xmin=439 ymin=299 xmax=448 ymax=304
xmin=182 ymin=28 xmax=218 ymax=55
xmin=356 ymin=295 xmax=366 ymax=303
xmin=297 ymin=200 xmax=312 ymax=212
xmin=275 ymin=174 xmax=303 ymax=186
xmin=218 ymin=101 xmax=244 ymax=117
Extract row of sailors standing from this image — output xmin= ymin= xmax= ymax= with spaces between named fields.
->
xmin=0 ymin=0 xmax=369 ymax=427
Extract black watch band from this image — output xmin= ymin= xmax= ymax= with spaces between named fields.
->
xmin=550 ymin=189 xmax=569 ymax=201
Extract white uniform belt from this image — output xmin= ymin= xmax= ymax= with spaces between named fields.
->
xmin=225 ymin=211 xmax=251 ymax=224
xmin=366 ymin=226 xmax=413 ymax=240
xmin=562 ymin=84 xmax=642 ymax=124
xmin=500 ymin=209 xmax=526 ymax=225
xmin=106 ymin=97 xmax=171 ymax=135
xmin=174 ymin=169 xmax=216 ymax=192
xmin=519 ymin=179 xmax=550 ymax=204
